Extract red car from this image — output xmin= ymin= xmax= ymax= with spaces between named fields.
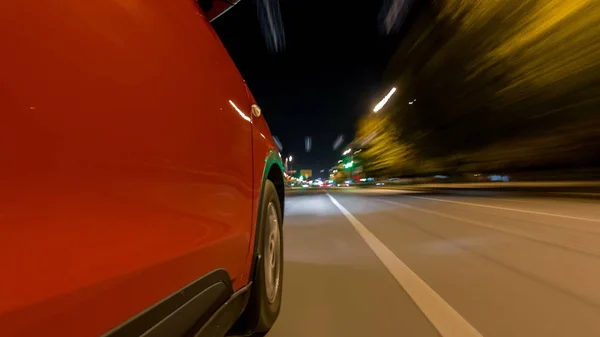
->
xmin=0 ymin=1 xmax=284 ymax=336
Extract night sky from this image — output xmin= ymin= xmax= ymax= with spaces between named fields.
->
xmin=213 ymin=0 xmax=411 ymax=178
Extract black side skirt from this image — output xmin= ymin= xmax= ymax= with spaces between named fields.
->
xmin=102 ymin=269 xmax=249 ymax=337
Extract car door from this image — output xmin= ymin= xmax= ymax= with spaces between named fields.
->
xmin=0 ymin=0 xmax=254 ymax=336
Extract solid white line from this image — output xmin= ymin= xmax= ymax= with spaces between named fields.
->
xmin=326 ymin=193 xmax=483 ymax=337
xmin=411 ymin=196 xmax=600 ymax=223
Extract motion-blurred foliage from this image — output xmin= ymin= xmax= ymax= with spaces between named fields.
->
xmin=356 ymin=113 xmax=412 ymax=176
xmin=371 ymin=0 xmax=600 ymax=175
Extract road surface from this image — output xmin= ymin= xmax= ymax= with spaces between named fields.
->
xmin=266 ymin=188 xmax=600 ymax=337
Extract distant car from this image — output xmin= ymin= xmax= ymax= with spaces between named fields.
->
xmin=1 ymin=1 xmax=284 ymax=336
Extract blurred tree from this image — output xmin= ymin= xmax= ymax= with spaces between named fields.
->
xmin=333 ymin=162 xmax=350 ymax=184
xmin=356 ymin=113 xmax=412 ymax=177
xmin=380 ymin=0 xmax=600 ymax=174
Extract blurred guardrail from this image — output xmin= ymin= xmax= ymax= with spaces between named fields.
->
xmin=350 ymin=180 xmax=600 ymax=196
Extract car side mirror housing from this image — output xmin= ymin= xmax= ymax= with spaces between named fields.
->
xmin=198 ymin=0 xmax=241 ymax=22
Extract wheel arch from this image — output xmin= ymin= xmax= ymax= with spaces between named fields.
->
xmin=266 ymin=162 xmax=285 ymax=217
xmin=250 ymin=150 xmax=284 ymax=276
xmin=228 ymin=151 xmax=284 ymax=335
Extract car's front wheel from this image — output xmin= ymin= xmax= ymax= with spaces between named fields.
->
xmin=231 ymin=179 xmax=283 ymax=336
xmin=263 ymin=200 xmax=282 ymax=308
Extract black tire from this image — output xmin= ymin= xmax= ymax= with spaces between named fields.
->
xmin=231 ymin=180 xmax=283 ymax=336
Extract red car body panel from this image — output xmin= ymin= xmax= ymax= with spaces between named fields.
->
xmin=0 ymin=0 xmax=277 ymax=336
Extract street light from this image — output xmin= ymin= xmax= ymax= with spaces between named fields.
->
xmin=289 ymin=156 xmax=292 ymax=162
xmin=373 ymin=87 xmax=397 ymax=113
xmin=342 ymin=149 xmax=351 ymax=155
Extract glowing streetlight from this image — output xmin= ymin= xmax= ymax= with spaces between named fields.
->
xmin=373 ymin=87 xmax=397 ymax=113
xmin=285 ymin=155 xmax=293 ymax=172
xmin=342 ymin=149 xmax=351 ymax=155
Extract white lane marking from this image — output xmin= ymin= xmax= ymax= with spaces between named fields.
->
xmin=326 ymin=193 xmax=483 ymax=337
xmin=377 ymin=199 xmax=600 ymax=257
xmin=410 ymin=196 xmax=600 ymax=223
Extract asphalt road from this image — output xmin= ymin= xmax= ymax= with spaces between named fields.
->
xmin=266 ymin=188 xmax=600 ymax=337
